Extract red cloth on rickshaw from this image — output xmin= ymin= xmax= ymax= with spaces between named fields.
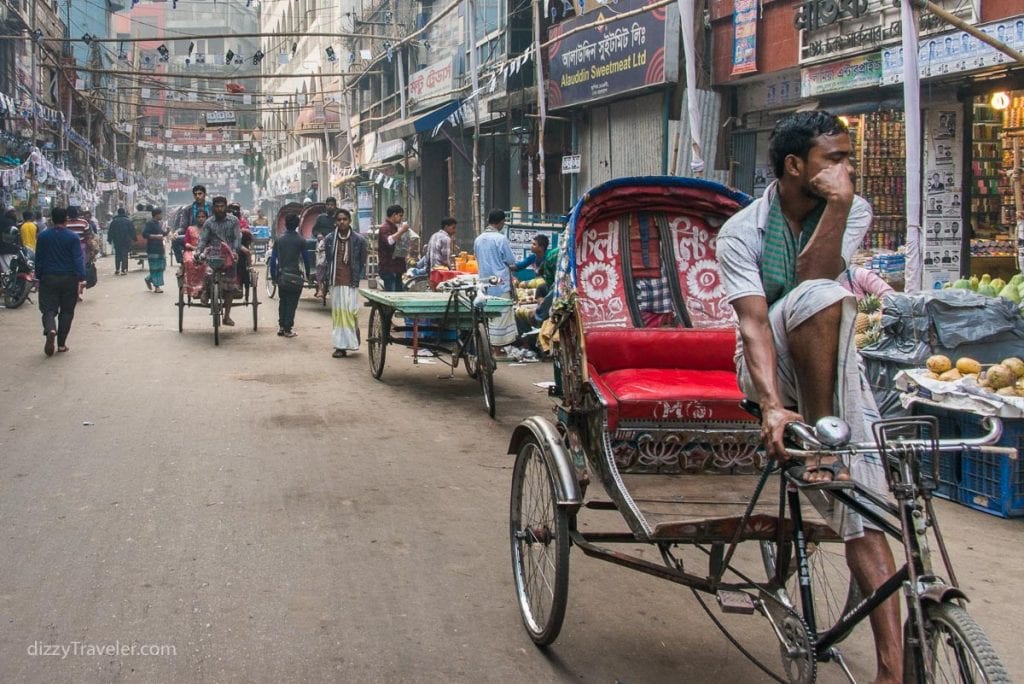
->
xmin=182 ymin=226 xmax=206 ymax=297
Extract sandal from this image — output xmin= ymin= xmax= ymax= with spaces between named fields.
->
xmin=332 ymin=349 xmax=346 ymax=358
xmin=282 ymin=330 xmax=297 ymax=338
xmin=786 ymin=459 xmax=851 ymax=488
xmin=57 ymin=346 xmax=69 ymax=353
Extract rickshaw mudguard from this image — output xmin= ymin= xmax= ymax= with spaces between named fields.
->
xmin=508 ymin=417 xmax=583 ymax=508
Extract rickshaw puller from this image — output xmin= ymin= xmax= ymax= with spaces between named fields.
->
xmin=717 ymin=111 xmax=901 ymax=684
xmin=197 ymin=196 xmax=242 ymax=326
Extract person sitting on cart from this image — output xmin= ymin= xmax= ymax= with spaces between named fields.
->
xmin=197 ymin=196 xmax=242 ymax=327
xmin=312 ymin=197 xmax=338 ymax=239
xmin=717 ymin=110 xmax=901 ymax=684
xmin=181 ymin=209 xmax=208 ymax=298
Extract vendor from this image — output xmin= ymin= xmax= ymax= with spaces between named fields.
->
xmin=838 ymin=265 xmax=894 ymax=300
xmin=513 ymin=234 xmax=558 ymax=286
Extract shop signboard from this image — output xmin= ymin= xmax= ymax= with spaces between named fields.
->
xmin=731 ymin=0 xmax=758 ymax=75
xmin=545 ymin=0 xmax=679 ymax=110
xmin=561 ymin=154 xmax=581 ymax=174
xmin=408 ymin=57 xmax=453 ymax=111
xmin=800 ymin=52 xmax=881 ymax=97
xmin=796 ymin=0 xmax=975 ymax=66
xmin=204 ymin=111 xmax=237 ymax=127
xmin=921 ymin=106 xmax=964 ymax=290
xmin=881 ymin=17 xmax=1024 ymax=85
xmin=357 ymin=184 xmax=374 ymax=235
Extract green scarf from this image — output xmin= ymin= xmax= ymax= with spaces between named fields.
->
xmin=760 ymin=197 xmax=826 ymax=306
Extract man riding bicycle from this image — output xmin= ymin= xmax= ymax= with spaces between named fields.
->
xmin=196 ymin=196 xmax=242 ymax=327
xmin=717 ymin=111 xmax=901 ymax=684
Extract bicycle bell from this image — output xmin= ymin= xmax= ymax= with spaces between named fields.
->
xmin=814 ymin=416 xmax=851 ymax=448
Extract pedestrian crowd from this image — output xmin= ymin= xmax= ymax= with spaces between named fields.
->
xmin=3 ymin=190 xmax=551 ymax=363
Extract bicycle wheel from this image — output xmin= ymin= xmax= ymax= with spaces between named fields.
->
xmin=460 ymin=329 xmax=479 ymax=379
xmin=367 ymin=304 xmax=388 ymax=379
xmin=265 ymin=262 xmax=276 ymax=299
xmin=211 ymin=280 xmax=221 ymax=346
xmin=510 ymin=432 xmax=570 ymax=646
xmin=906 ymin=602 xmax=1009 ymax=683
xmin=761 ymin=539 xmax=860 ymax=642
xmin=476 ymin=321 xmax=496 ymax=418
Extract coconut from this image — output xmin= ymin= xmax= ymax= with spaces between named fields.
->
xmin=926 ymin=355 xmax=952 ymax=373
xmin=1001 ymin=357 xmax=1024 ymax=378
xmin=985 ymin=364 xmax=1015 ymax=390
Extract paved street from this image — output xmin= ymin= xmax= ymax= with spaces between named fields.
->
xmin=1 ymin=258 xmax=1022 ymax=683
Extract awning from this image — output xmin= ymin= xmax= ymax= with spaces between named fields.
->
xmin=376 ymin=100 xmax=462 ymax=142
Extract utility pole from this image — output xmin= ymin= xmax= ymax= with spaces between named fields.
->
xmin=532 ymin=0 xmax=547 ymax=214
xmin=391 ymin=0 xmax=407 ymax=120
xmin=466 ymin=0 xmax=482 ymax=233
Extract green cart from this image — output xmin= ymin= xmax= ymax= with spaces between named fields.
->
xmin=360 ymin=279 xmax=514 ymax=418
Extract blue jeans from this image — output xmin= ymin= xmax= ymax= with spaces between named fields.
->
xmin=381 ymin=273 xmax=404 ymax=292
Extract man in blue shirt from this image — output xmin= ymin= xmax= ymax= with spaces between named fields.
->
xmin=35 ymin=206 xmax=87 ymax=356
xmin=473 ymin=209 xmax=518 ymax=348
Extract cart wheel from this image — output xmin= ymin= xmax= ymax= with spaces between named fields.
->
xmin=476 ymin=321 xmax=496 ymax=418
xmin=510 ymin=432 xmax=570 ymax=646
xmin=177 ymin=279 xmax=185 ymax=333
xmin=460 ymin=329 xmax=479 ymax=379
xmin=760 ymin=539 xmax=859 ymax=643
xmin=265 ymin=262 xmax=276 ymax=299
xmin=211 ymin=280 xmax=221 ymax=346
xmin=367 ymin=304 xmax=389 ymax=379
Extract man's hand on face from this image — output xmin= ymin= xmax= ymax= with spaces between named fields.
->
xmin=809 ymin=164 xmax=854 ymax=206
xmin=761 ymin=405 xmax=805 ymax=462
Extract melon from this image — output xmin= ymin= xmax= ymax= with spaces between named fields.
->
xmin=985 ymin=364 xmax=1015 ymax=390
xmin=926 ymin=355 xmax=952 ymax=373
xmin=956 ymin=357 xmax=981 ymax=374
xmin=1002 ymin=357 xmax=1024 ymax=378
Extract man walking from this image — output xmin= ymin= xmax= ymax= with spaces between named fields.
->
xmin=143 ymin=207 xmax=168 ymax=293
xmin=35 ymin=207 xmax=86 ymax=356
xmin=473 ymin=209 xmax=518 ymax=350
xmin=269 ymin=213 xmax=311 ymax=338
xmin=377 ymin=204 xmax=410 ymax=291
xmin=324 ymin=208 xmax=367 ymax=357
xmin=107 ymin=208 xmax=135 ymax=275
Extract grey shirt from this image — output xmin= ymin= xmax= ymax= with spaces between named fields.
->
xmin=716 ymin=181 xmax=872 ymax=306
xmin=197 ymin=214 xmax=241 ymax=254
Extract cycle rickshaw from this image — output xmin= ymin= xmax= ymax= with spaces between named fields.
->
xmin=176 ymin=242 xmax=259 ymax=345
xmin=507 ymin=176 xmax=1010 ymax=682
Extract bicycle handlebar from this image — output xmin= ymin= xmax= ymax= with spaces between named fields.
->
xmin=783 ymin=415 xmax=1013 ymax=457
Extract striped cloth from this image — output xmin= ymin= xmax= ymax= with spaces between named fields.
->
xmin=759 ymin=198 xmax=824 ymax=307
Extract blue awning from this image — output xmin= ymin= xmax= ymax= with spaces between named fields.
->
xmin=377 ymin=100 xmax=462 ymax=142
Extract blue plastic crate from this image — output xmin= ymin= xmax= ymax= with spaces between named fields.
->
xmin=400 ymin=317 xmax=458 ymax=342
xmin=911 ymin=403 xmax=1024 ymax=518
xmin=918 ymin=448 xmax=959 ymax=501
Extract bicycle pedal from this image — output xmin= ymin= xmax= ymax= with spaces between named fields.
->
xmin=716 ymin=590 xmax=756 ymax=615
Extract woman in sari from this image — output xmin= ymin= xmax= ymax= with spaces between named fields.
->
xmin=182 ymin=209 xmax=208 ymax=298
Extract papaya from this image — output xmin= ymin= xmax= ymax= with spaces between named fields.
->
xmin=970 ymin=275 xmax=980 ymax=290
xmin=939 ymin=368 xmax=963 ymax=382
xmin=1002 ymin=357 xmax=1024 ymax=378
xmin=926 ymin=355 xmax=952 ymax=373
xmin=986 ymin=364 xmax=1015 ymax=390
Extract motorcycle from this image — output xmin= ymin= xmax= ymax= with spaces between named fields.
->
xmin=1 ymin=245 xmax=36 ymax=309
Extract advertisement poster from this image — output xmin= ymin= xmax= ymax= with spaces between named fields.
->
xmin=357 ymin=184 xmax=374 ymax=235
xmin=731 ymin=0 xmax=758 ymax=75
xmin=800 ymin=52 xmax=881 ymax=97
xmin=882 ymin=17 xmax=1024 ymax=85
xmin=921 ymin=106 xmax=963 ymax=290
xmin=545 ymin=0 xmax=679 ymax=110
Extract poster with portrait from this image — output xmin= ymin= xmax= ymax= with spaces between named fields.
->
xmin=922 ymin=106 xmax=963 ymax=288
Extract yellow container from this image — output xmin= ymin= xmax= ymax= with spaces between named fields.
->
xmin=466 ymin=257 xmax=478 ymax=273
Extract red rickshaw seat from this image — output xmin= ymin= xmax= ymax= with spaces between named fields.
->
xmin=584 ymin=329 xmax=752 ymax=430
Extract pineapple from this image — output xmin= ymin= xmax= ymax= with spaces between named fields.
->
xmin=858 ymin=293 xmax=882 ymax=314
xmin=855 ymin=312 xmax=870 ymax=334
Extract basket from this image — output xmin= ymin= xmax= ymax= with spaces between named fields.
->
xmin=912 ymin=403 xmax=1024 ymax=518
xmin=207 ymin=255 xmax=226 ymax=270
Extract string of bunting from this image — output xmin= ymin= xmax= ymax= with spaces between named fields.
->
xmin=431 ymin=45 xmax=536 ymax=137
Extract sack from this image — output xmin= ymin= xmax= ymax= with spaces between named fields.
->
xmin=393 ymin=229 xmax=411 ymax=259
xmin=278 ymin=269 xmax=305 ymax=290
xmin=85 ymin=262 xmax=98 ymax=289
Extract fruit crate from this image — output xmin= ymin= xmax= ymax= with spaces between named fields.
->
xmin=912 ymin=403 xmax=1024 ymax=517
